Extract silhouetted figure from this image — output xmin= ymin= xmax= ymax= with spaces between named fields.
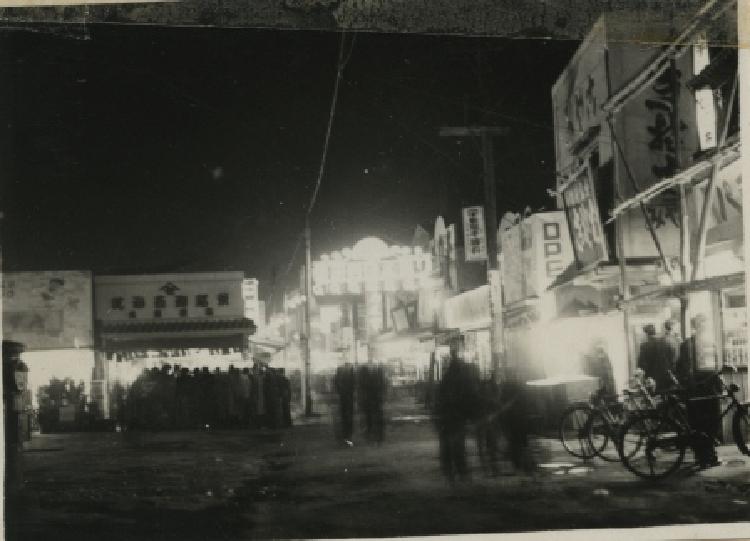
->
xmin=436 ymin=351 xmax=475 ymax=484
xmin=637 ymin=324 xmax=675 ymax=392
xmin=335 ymin=362 xmax=356 ymax=443
xmin=362 ymin=362 xmax=387 ymax=443
xmin=279 ymin=371 xmax=293 ymax=428
xmin=499 ymin=369 xmax=533 ymax=473
xmin=240 ymin=367 xmax=254 ymax=427
xmin=583 ymin=340 xmax=616 ymax=396
xmin=676 ymin=315 xmax=721 ymax=468
xmin=476 ymin=375 xmax=501 ymax=477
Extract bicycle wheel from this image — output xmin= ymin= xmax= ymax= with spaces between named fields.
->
xmin=618 ymin=412 xmax=686 ymax=480
xmin=587 ymin=409 xmax=620 ymax=462
xmin=732 ymin=404 xmax=750 ymax=456
xmin=559 ymin=403 xmax=595 ymax=459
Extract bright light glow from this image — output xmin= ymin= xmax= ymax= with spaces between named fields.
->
xmin=351 ymin=237 xmax=390 ymax=260
xmin=22 ymin=349 xmax=95 ymax=407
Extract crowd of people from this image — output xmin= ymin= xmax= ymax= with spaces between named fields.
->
xmin=637 ymin=315 xmax=722 ymax=468
xmin=334 ymin=362 xmax=388 ymax=445
xmin=433 ymin=343 xmax=533 ymax=485
xmin=111 ymin=363 xmax=293 ymax=430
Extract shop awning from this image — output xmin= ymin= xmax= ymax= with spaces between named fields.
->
xmin=98 ymin=317 xmax=256 ymax=352
xmin=606 ymin=139 xmax=741 ymax=224
xmin=99 ymin=318 xmax=256 ymax=334
xmin=623 ymin=271 xmax=745 ymax=305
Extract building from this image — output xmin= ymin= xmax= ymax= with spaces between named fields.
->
xmin=547 ymin=7 xmax=745 ymax=410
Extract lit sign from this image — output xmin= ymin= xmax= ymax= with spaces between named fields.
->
xmin=463 ymin=206 xmax=487 ymax=261
xmin=312 ymin=238 xmax=432 ymax=296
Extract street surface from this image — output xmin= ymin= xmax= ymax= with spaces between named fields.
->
xmin=7 ymin=404 xmax=750 ymax=541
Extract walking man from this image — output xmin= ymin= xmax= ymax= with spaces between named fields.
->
xmin=335 ymin=362 xmax=356 ymax=444
xmin=435 ymin=342 xmax=475 ymax=485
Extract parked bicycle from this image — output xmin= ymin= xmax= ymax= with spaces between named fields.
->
xmin=618 ymin=368 xmax=750 ymax=480
xmin=559 ymin=373 xmax=656 ymax=461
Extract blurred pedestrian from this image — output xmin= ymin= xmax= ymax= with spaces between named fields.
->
xmin=363 ymin=362 xmax=386 ymax=443
xmin=637 ymin=324 xmax=675 ymax=392
xmin=435 ymin=344 xmax=475 ymax=485
xmin=335 ymin=362 xmax=355 ymax=444
xmin=676 ymin=315 xmax=721 ymax=468
xmin=475 ymin=373 xmax=501 ymax=477
xmin=279 ymin=370 xmax=293 ymax=428
xmin=583 ymin=339 xmax=616 ymax=396
xmin=498 ymin=368 xmax=533 ymax=474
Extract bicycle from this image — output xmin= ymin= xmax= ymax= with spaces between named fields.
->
xmin=618 ymin=368 xmax=750 ymax=480
xmin=559 ymin=378 xmax=655 ymax=461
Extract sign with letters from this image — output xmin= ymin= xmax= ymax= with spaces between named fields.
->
xmin=462 ymin=206 xmax=487 ymax=262
xmin=562 ymin=164 xmax=608 ymax=270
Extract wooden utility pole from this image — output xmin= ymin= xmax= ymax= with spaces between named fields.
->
xmin=303 ymin=220 xmax=313 ymax=416
xmin=439 ymin=126 xmax=508 ymax=375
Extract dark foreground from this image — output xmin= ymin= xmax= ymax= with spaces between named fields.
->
xmin=6 ymin=413 xmax=750 ymax=541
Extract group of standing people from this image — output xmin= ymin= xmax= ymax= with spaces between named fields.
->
xmin=112 ymin=362 xmax=293 ymax=431
xmin=435 ymin=344 xmax=532 ymax=485
xmin=637 ymin=315 xmax=721 ymax=467
xmin=334 ymin=361 xmax=387 ymax=445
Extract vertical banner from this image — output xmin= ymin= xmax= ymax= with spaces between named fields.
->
xmin=562 ymin=163 xmax=609 ymax=270
xmin=462 ymin=206 xmax=488 ymax=261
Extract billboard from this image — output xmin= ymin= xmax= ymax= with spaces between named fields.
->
xmin=551 ymin=17 xmax=610 ymax=177
xmin=2 ymin=271 xmax=94 ymax=350
xmin=609 ymin=44 xmax=700 ymax=200
xmin=462 ymin=206 xmax=487 ymax=261
xmin=501 ymin=212 xmax=574 ymax=305
xmin=562 ymin=164 xmax=608 ymax=270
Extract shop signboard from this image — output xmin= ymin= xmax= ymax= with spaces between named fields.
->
xmin=462 ymin=206 xmax=487 ymax=261
xmin=551 ymin=17 xmax=609 ymax=178
xmin=2 ymin=271 xmax=94 ymax=350
xmin=500 ymin=223 xmax=524 ymax=304
xmin=444 ymin=285 xmax=491 ymax=331
xmin=609 ymin=40 xmax=699 ymax=200
xmin=502 ymin=212 xmax=575 ymax=304
xmin=562 ymin=164 xmax=608 ymax=270
xmin=691 ymin=156 xmax=743 ymax=249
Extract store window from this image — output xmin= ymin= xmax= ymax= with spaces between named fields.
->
xmin=722 ymin=288 xmax=747 ymax=368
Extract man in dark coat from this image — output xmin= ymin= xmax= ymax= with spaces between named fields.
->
xmin=676 ymin=315 xmax=721 ymax=468
xmin=335 ymin=362 xmax=356 ymax=443
xmin=637 ymin=324 xmax=675 ymax=392
xmin=436 ymin=348 xmax=477 ymax=484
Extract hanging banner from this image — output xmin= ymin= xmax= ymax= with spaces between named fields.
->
xmin=462 ymin=206 xmax=488 ymax=262
xmin=562 ymin=164 xmax=608 ymax=270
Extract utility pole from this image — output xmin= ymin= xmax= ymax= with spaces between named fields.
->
xmin=303 ymin=219 xmax=313 ymax=416
xmin=439 ymin=126 xmax=508 ymax=376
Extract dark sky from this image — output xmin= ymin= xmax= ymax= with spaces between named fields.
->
xmin=1 ymin=25 xmax=579 ymax=298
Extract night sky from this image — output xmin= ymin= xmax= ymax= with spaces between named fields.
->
xmin=1 ymin=25 xmax=579 ymax=300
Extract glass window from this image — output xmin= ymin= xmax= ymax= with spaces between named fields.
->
xmin=195 ymin=295 xmax=209 ymax=307
xmin=111 ymin=297 xmax=124 ymax=310
xmin=217 ymin=293 xmax=230 ymax=306
xmin=175 ymin=295 xmax=188 ymax=308
xmin=132 ymin=296 xmax=145 ymax=309
xmin=154 ymin=295 xmax=166 ymax=309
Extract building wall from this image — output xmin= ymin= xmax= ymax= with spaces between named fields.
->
xmin=94 ymin=272 xmax=247 ymax=322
